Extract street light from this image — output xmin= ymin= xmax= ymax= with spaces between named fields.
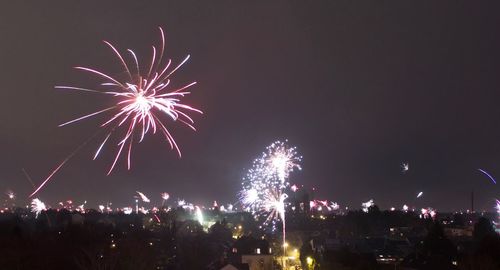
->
xmin=306 ymin=257 xmax=314 ymax=269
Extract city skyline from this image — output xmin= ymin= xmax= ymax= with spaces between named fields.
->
xmin=1 ymin=1 xmax=500 ymax=211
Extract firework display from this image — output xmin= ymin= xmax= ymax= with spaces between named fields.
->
xmin=239 ymin=140 xmax=301 ymax=225
xmin=239 ymin=140 xmax=302 ymax=269
xmin=31 ymin=198 xmax=47 ymax=218
xmin=4 ymin=7 xmax=500 ymax=270
xmin=29 ymin=27 xmax=202 ymax=197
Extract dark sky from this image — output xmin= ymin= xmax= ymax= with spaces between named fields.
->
xmin=1 ymin=1 xmax=500 ymax=211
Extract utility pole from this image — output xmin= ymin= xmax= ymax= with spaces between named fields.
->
xmin=471 ymin=190 xmax=474 ymax=213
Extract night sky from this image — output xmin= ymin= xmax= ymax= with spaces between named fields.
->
xmin=1 ymin=1 xmax=500 ymax=212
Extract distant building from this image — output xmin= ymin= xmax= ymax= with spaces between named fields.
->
xmin=444 ymin=227 xmax=473 ymax=238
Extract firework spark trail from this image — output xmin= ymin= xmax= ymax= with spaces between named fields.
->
xmin=136 ymin=191 xmax=151 ymax=203
xmin=153 ymin=213 xmax=161 ymax=223
xmin=29 ymin=129 xmax=104 ymax=198
xmin=195 ymin=206 xmax=204 ymax=225
xmin=22 ymin=168 xmax=36 ymax=188
xmin=417 ymin=191 xmax=423 ymax=198
xmin=123 ymin=207 xmax=133 ymax=214
xmin=29 ymin=27 xmax=202 ymax=197
xmin=478 ymin=168 xmax=497 ymax=184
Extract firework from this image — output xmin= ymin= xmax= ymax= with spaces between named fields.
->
xmin=402 ymin=204 xmax=409 ymax=212
xmin=495 ymin=199 xmax=500 ymax=216
xmin=310 ymin=199 xmax=340 ymax=212
xmin=76 ymin=203 xmax=85 ymax=212
xmin=239 ymin=188 xmax=259 ymax=211
xmin=417 ymin=191 xmax=423 ymax=198
xmin=153 ymin=213 xmax=161 ymax=223
xmin=239 ymin=140 xmax=301 ymax=214
xmin=362 ymin=199 xmax=374 ymax=212
xmin=239 ymin=140 xmax=302 ymax=270
xmin=136 ymin=191 xmax=151 ymax=203
xmin=6 ymin=190 xmax=15 ymax=200
xmin=420 ymin=207 xmax=436 ymax=219
xmin=176 ymin=199 xmax=194 ymax=210
xmin=161 ymin=192 xmax=170 ymax=207
xmin=478 ymin=169 xmax=497 ymax=184
xmin=31 ymin=198 xmax=47 ymax=218
xmin=265 ymin=140 xmax=302 ymax=185
xmin=259 ymin=189 xmax=287 ymax=226
xmin=401 ymin=162 xmax=409 ymax=173
xmin=29 ymin=27 xmax=202 ymax=197
xmin=57 ymin=200 xmax=76 ymax=210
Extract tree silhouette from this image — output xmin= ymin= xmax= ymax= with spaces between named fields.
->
xmin=473 ymin=217 xmax=495 ymax=241
xmin=418 ymin=221 xmax=457 ymax=270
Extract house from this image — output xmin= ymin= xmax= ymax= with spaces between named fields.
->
xmin=444 ymin=226 xmax=473 ymax=238
xmin=241 ymin=254 xmax=273 ymax=270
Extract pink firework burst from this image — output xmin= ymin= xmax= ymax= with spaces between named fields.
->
xmin=30 ymin=27 xmax=202 ymax=197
